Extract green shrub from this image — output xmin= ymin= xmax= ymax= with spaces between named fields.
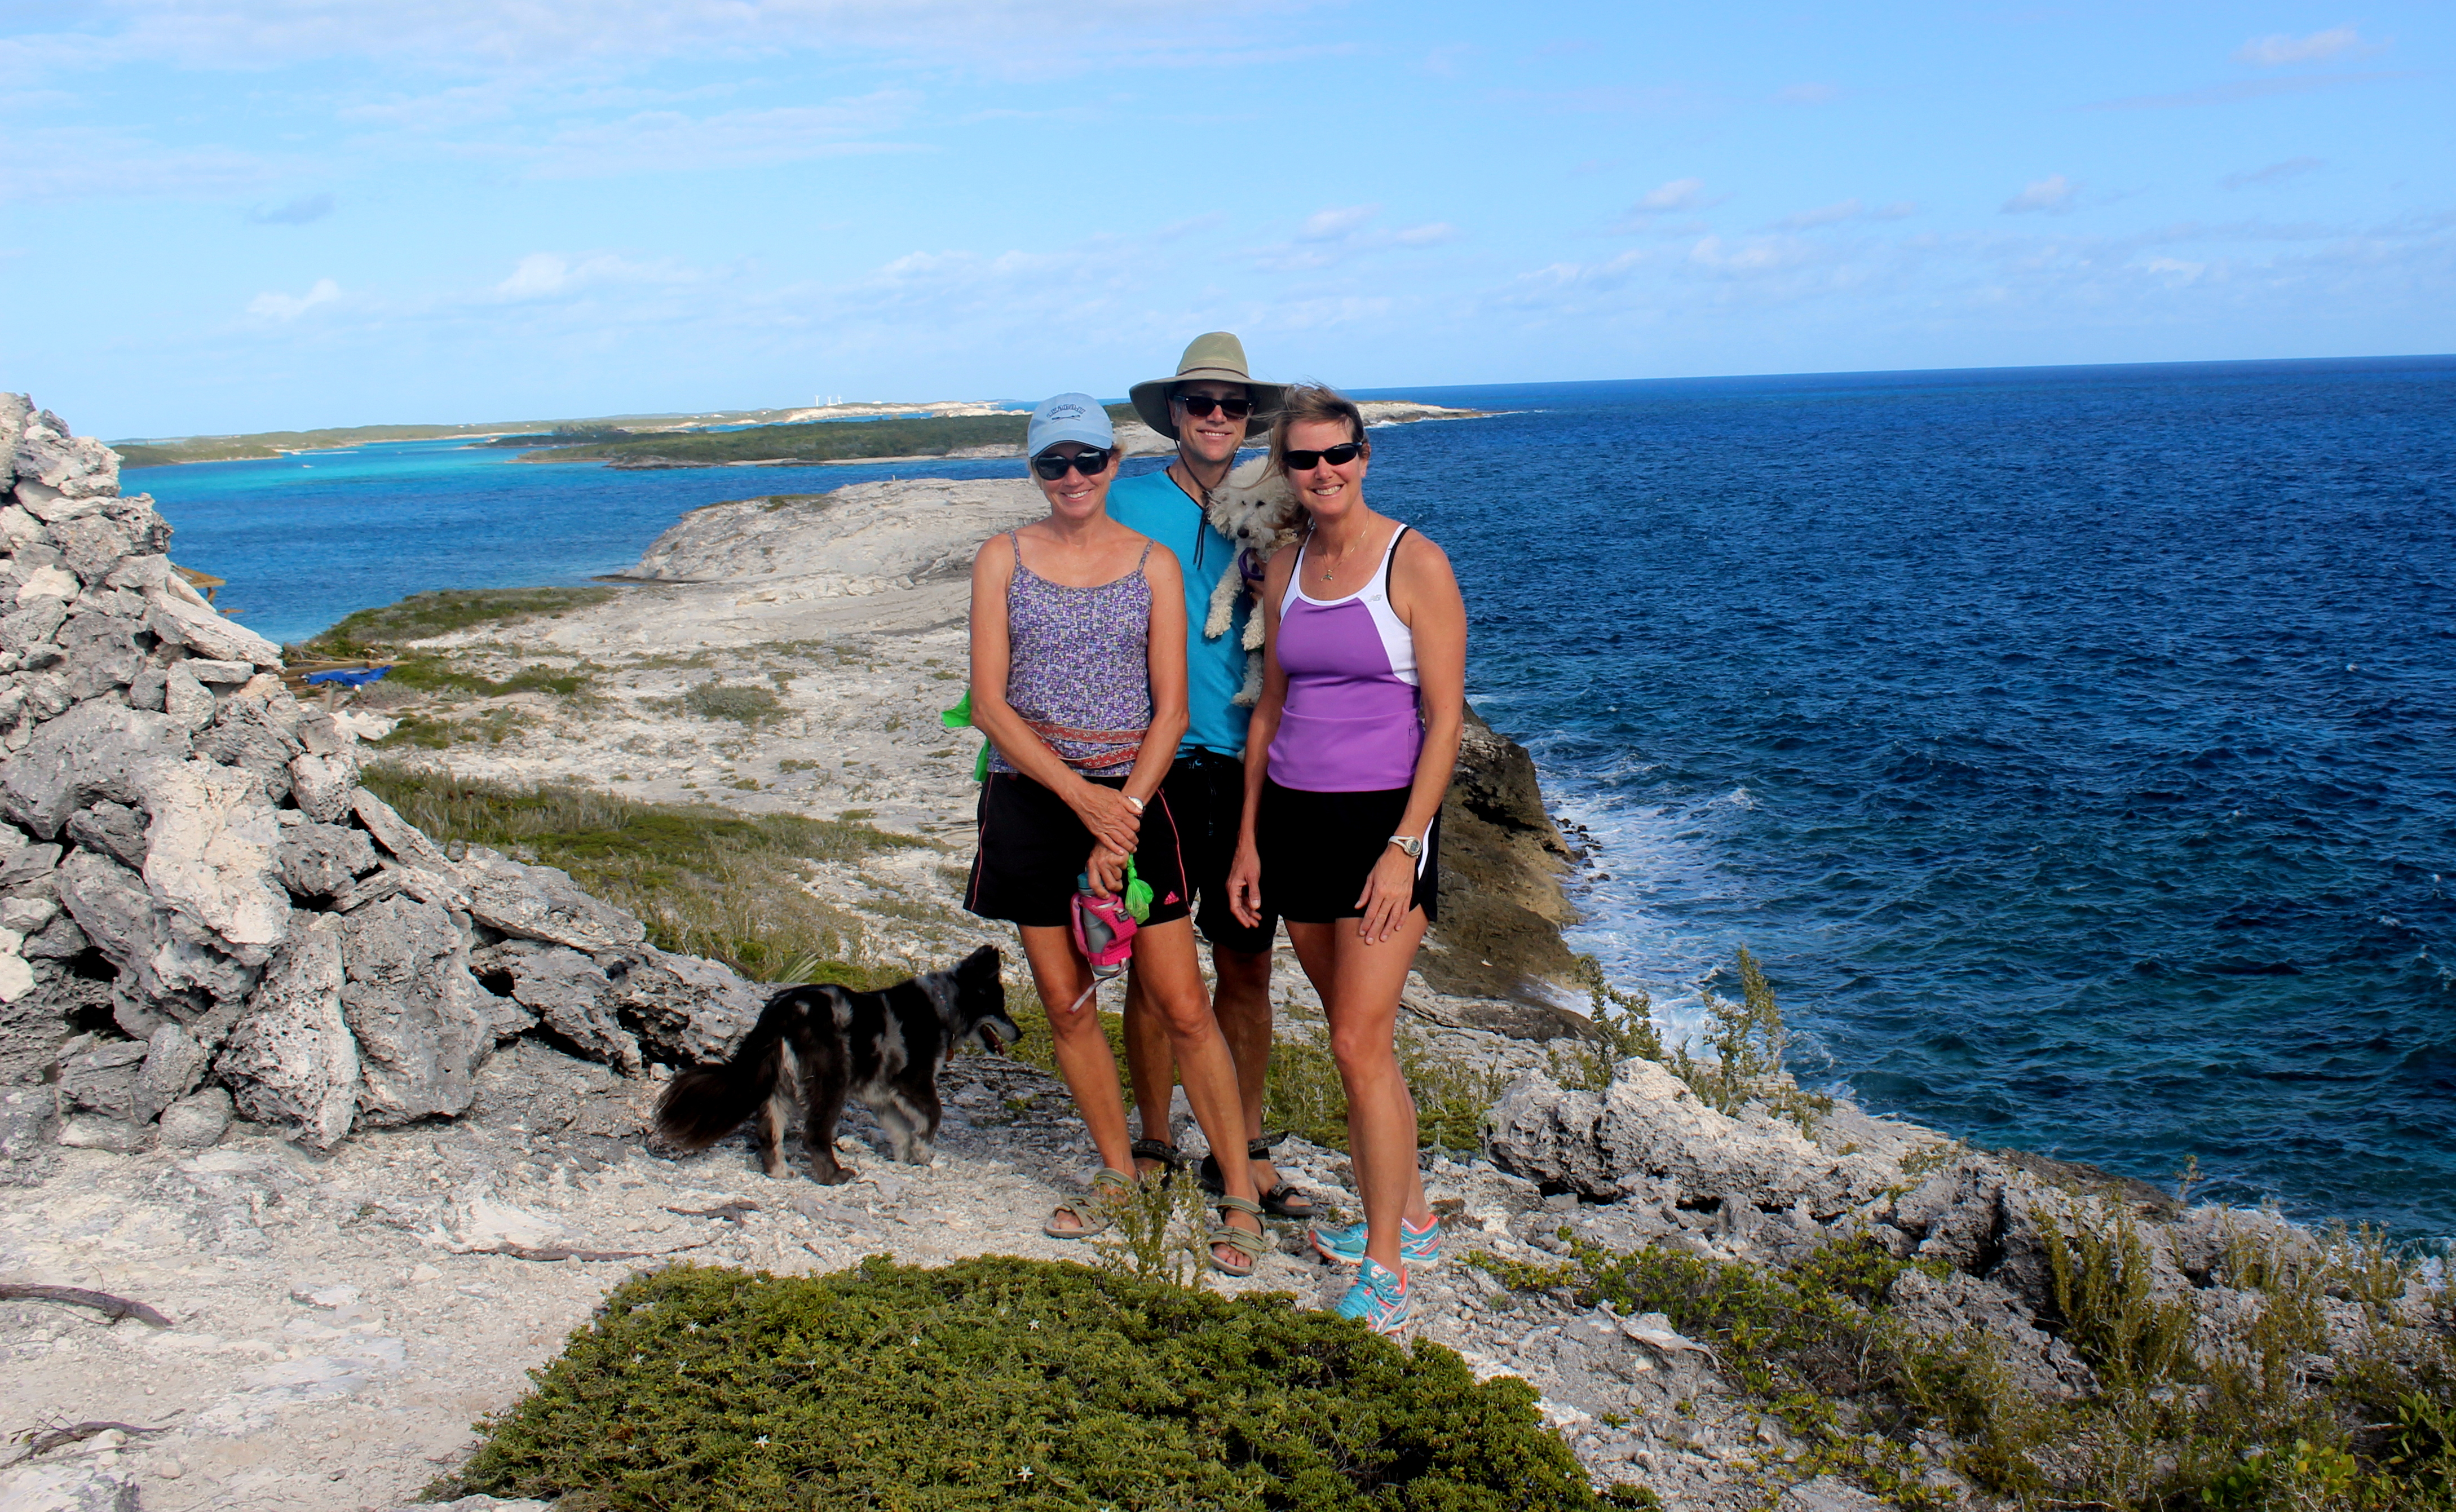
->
xmin=1260 ymin=1027 xmax=1511 ymax=1156
xmin=1552 ymin=961 xmax=1667 ymax=1091
xmin=358 ymin=765 xmax=920 ymax=986
xmin=684 ymin=682 xmax=785 ymax=724
xmin=1669 ymin=948 xmax=1831 ymax=1133
xmin=303 ymin=586 xmax=617 ymax=654
xmin=443 ymin=1257 xmax=1615 ymax=1511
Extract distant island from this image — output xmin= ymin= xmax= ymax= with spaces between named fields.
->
xmin=111 ymin=398 xmax=1485 ymax=471
xmin=516 ymin=400 xmax=1486 ymax=470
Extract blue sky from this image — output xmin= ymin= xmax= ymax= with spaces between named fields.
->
xmin=3 ymin=1 xmax=2449 ymax=437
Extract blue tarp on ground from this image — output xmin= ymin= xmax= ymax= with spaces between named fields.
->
xmin=302 ymin=667 xmax=390 ymax=687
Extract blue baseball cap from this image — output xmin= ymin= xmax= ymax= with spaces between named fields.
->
xmin=1026 ymin=393 xmax=1113 ymax=459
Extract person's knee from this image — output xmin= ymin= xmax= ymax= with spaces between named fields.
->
xmin=1328 ymin=1024 xmax=1395 ymax=1080
xmin=1045 ymin=998 xmax=1106 ymax=1040
xmin=1213 ymin=945 xmax=1271 ymax=997
xmin=1153 ymin=989 xmax=1218 ymax=1042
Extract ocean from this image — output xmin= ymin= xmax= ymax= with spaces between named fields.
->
xmin=128 ymin=355 xmax=2456 ymax=1240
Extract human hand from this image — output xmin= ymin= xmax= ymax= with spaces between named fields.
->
xmin=1072 ymin=782 xmax=1142 ymax=855
xmin=1227 ymin=840 xmax=1264 ymax=929
xmin=1085 ymin=843 xmax=1130 ymax=898
xmin=1353 ymin=846 xmax=1419 ymax=944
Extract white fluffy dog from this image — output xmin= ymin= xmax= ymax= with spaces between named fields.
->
xmin=1200 ymin=456 xmax=1304 ymax=705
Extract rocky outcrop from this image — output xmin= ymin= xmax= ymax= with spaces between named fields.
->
xmin=0 ymin=395 xmax=776 ymax=1168
xmin=1420 ymin=706 xmax=1586 ymax=1015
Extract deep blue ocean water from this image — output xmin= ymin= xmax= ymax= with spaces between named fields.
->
xmin=130 ymin=356 xmax=2456 ymax=1240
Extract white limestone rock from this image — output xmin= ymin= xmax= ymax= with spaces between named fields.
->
xmin=476 ymin=939 xmax=639 ymax=1073
xmin=0 ymin=700 xmax=188 ymax=839
xmin=1485 ymin=1059 xmax=1894 ymax=1220
xmin=602 ymin=944 xmax=769 ymax=1066
xmin=137 ymin=757 xmax=290 ymax=967
xmin=289 ymin=746 xmax=360 ymax=823
xmin=157 ymin=1082 xmax=235 ymax=1150
xmin=457 ymin=844 xmax=644 ymax=953
xmin=163 ymin=658 xmax=216 ymax=731
xmin=217 ymin=914 xmax=359 ymax=1148
xmin=143 ymin=581 xmax=284 ymax=667
xmin=338 ymin=894 xmax=490 ymax=1126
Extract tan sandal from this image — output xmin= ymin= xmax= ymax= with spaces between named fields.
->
xmin=1209 ymin=1195 xmax=1266 ymax=1278
xmin=1043 ymin=1168 xmax=1133 ymax=1240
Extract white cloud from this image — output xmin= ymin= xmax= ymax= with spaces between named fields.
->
xmin=532 ymin=92 xmax=922 ymax=175
xmin=0 ymin=126 xmax=276 ymax=202
xmin=248 ymin=191 xmax=334 ymax=224
xmin=493 ymin=253 xmax=696 ymax=300
xmin=2090 ymin=72 xmax=2412 ymax=109
xmin=1299 ymin=205 xmax=1381 ymax=242
xmin=5 ymin=0 xmax=1313 ymax=76
xmin=1780 ymin=198 xmax=1865 ymax=229
xmin=247 ymin=277 xmax=339 ymax=320
xmin=2234 ymin=25 xmax=2371 ymax=67
xmin=2223 ymin=157 xmax=2323 ymax=190
xmin=2002 ymin=175 xmax=2077 ymax=215
xmin=1393 ymin=222 xmax=1459 ymax=247
xmin=1635 ymin=177 xmax=1710 ymax=213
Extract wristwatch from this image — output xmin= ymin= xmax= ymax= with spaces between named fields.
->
xmin=1386 ymin=833 xmax=1425 ymax=860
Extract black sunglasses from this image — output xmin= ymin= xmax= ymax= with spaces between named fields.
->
xmin=1172 ymin=394 xmax=1254 ymax=419
xmin=1032 ymin=447 xmax=1114 ymax=480
xmin=1282 ymin=441 xmax=1365 ymax=471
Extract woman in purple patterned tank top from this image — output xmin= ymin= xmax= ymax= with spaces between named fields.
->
xmin=963 ymin=394 xmax=1266 ymax=1274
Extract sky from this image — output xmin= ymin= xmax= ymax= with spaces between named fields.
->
xmin=2 ymin=1 xmax=2450 ymax=438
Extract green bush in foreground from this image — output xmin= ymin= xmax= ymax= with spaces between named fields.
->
xmin=445 ymin=1255 xmax=1625 ymax=1511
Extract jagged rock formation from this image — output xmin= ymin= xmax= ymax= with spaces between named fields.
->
xmin=0 ymin=395 xmax=763 ymax=1176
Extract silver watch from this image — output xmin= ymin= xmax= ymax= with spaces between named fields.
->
xmin=1387 ymin=833 xmax=1424 ymax=860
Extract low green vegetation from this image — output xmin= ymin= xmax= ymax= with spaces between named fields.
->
xmin=682 ymin=682 xmax=785 ymax=724
xmin=472 ymin=425 xmax=638 ymax=448
xmin=1470 ymin=1212 xmax=2456 ymax=1512
xmin=439 ymin=1256 xmax=1631 ymax=1511
xmin=530 ymin=413 xmax=1028 ymax=466
xmin=1262 ymin=1024 xmax=1514 ymax=1156
xmin=358 ymin=765 xmax=925 ymax=985
xmin=111 ymin=410 xmax=793 ymax=468
xmin=304 ymin=586 xmax=619 ymax=655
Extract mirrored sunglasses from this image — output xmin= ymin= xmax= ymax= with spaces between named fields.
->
xmin=1032 ymin=447 xmax=1114 ymax=480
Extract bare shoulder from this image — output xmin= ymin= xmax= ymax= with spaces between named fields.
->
xmin=973 ymin=529 xmax=1017 ymax=567
xmin=1390 ymin=525 xmax=1458 ymax=589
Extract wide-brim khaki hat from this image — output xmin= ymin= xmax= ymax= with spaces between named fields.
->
xmin=1127 ymin=332 xmax=1287 ymax=441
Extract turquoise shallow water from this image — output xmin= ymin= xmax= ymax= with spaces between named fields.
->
xmin=132 ymin=356 xmax=2456 ymax=1239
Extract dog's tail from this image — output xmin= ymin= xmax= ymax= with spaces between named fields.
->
xmin=652 ymin=987 xmax=811 ymax=1150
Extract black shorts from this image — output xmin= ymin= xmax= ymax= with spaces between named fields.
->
xmin=1254 ymin=780 xmax=1440 ymax=926
xmin=964 ymin=772 xmax=1194 ymax=931
xmin=1160 ymin=750 xmax=1278 ymax=955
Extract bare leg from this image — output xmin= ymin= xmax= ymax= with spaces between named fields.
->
xmin=1120 ymin=963 xmax=1179 ymax=1173
xmin=1132 ymin=918 xmax=1264 ymax=1262
xmin=1209 ymin=944 xmax=1283 ymax=1193
xmin=1286 ymin=913 xmax=1435 ymax=1273
xmin=1018 ymin=925 xmax=1134 ymax=1234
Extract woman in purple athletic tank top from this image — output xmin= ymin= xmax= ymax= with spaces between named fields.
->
xmin=1227 ymin=384 xmax=1468 ymax=1333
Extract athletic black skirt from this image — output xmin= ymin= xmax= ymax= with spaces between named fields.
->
xmin=1254 ymin=780 xmax=1439 ymax=925
xmin=964 ymin=772 xmax=1193 ymax=930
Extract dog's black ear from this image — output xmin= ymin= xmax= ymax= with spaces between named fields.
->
xmin=959 ymin=944 xmax=1000 ymax=978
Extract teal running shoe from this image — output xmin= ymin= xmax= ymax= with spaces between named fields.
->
xmin=1332 ymin=1257 xmax=1412 ymax=1334
xmin=1311 ymin=1215 xmax=1441 ymax=1268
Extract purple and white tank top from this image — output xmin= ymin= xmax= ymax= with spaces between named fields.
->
xmin=1266 ymin=524 xmax=1423 ymax=792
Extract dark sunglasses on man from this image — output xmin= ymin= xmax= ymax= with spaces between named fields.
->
xmin=1172 ymin=394 xmax=1254 ymax=420
xmin=1282 ymin=441 xmax=1365 ymax=471
xmin=1032 ymin=447 xmax=1114 ymax=480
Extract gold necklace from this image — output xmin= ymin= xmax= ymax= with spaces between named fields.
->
xmin=1314 ymin=528 xmax=1367 ymax=582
